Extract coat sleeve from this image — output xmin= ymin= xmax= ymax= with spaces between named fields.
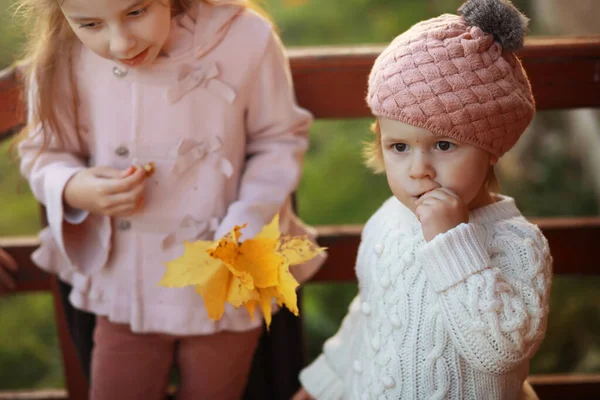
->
xmin=19 ymin=66 xmax=111 ymax=275
xmin=213 ymin=30 xmax=312 ymax=240
xmin=419 ymin=220 xmax=552 ymax=375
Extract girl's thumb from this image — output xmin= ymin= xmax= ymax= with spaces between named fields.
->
xmin=121 ymin=166 xmax=137 ymax=178
xmin=90 ymin=166 xmax=125 ymax=179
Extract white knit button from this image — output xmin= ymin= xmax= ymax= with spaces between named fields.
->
xmin=112 ymin=66 xmax=128 ymax=77
xmin=352 ymin=360 xmax=362 ymax=374
xmin=373 ymin=243 xmax=384 ymax=255
xmin=361 ymin=302 xmax=371 ymax=316
xmin=371 ymin=334 xmax=380 ymax=351
xmin=390 ymin=314 xmax=401 ymax=328
xmin=380 ymin=274 xmax=390 ymax=288
xmin=402 ymin=252 xmax=414 ymax=264
xmin=361 ymin=393 xmax=369 ymax=400
xmin=382 ymin=375 xmax=396 ymax=389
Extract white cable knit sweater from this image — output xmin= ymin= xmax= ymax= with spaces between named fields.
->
xmin=300 ymin=195 xmax=552 ymax=400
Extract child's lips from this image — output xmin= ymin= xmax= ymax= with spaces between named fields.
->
xmin=119 ymin=48 xmax=150 ymax=67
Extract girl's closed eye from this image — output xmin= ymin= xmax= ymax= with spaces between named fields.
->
xmin=128 ymin=7 xmax=148 ymax=18
xmin=435 ymin=141 xmax=456 ymax=151
xmin=79 ymin=21 xmax=101 ymax=29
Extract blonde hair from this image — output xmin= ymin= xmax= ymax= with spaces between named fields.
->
xmin=363 ymin=119 xmax=385 ymax=174
xmin=363 ymin=119 xmax=500 ymax=192
xmin=15 ymin=0 xmax=268 ymax=152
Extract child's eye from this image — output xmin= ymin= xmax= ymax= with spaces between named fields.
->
xmin=435 ymin=141 xmax=455 ymax=151
xmin=392 ymin=143 xmax=408 ymax=153
xmin=128 ymin=7 xmax=148 ymax=17
xmin=79 ymin=22 xmax=101 ymax=29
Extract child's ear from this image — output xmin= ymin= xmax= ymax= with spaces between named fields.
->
xmin=489 ymin=154 xmax=499 ymax=166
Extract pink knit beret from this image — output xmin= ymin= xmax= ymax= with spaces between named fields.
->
xmin=367 ymin=0 xmax=535 ymax=157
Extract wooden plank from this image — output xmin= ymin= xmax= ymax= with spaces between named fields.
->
xmin=290 ymin=36 xmax=600 ymax=118
xmin=0 ymin=390 xmax=66 ymax=400
xmin=0 ymin=236 xmax=52 ymax=292
xmin=1 ymin=216 xmax=598 ymax=291
xmin=0 ymin=374 xmax=599 ymax=399
xmin=49 ymin=278 xmax=89 ymax=400
xmin=1 ymin=37 xmax=600 ymax=140
xmin=311 ymin=224 xmax=363 ymax=282
xmin=528 ymin=373 xmax=600 ymax=400
xmin=0 ymin=64 xmax=25 ymax=139
xmin=313 ymin=217 xmax=600 ymax=282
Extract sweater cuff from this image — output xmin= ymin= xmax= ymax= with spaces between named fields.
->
xmin=419 ymin=223 xmax=491 ymax=293
xmin=299 ymin=354 xmax=344 ymax=400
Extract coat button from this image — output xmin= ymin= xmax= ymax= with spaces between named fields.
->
xmin=113 ymin=66 xmax=128 ymax=78
xmin=118 ymin=220 xmax=132 ymax=231
xmin=115 ymin=146 xmax=129 ymax=157
xmin=352 ymin=360 xmax=362 ymax=374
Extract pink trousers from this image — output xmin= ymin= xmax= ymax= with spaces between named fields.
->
xmin=90 ymin=316 xmax=261 ymax=400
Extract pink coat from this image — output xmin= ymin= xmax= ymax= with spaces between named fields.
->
xmin=19 ymin=3 xmax=325 ymax=334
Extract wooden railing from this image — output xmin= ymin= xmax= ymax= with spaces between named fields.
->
xmin=1 ymin=36 xmax=600 ymax=399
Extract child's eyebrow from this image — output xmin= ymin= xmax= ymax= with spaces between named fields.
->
xmin=381 ymin=133 xmax=455 ymax=144
xmin=430 ymin=135 xmax=455 ymax=141
xmin=124 ymin=0 xmax=149 ymax=12
xmin=68 ymin=0 xmax=147 ymax=22
xmin=381 ymin=134 xmax=407 ymax=143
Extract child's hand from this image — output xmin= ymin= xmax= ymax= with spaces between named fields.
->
xmin=291 ymin=388 xmax=314 ymax=400
xmin=0 ymin=247 xmax=18 ymax=294
xmin=64 ymin=165 xmax=147 ymax=217
xmin=415 ymin=188 xmax=468 ymax=242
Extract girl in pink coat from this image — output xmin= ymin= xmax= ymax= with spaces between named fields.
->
xmin=17 ymin=0 xmax=323 ymax=398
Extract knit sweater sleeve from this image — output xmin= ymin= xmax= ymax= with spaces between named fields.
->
xmin=418 ymin=220 xmax=552 ymax=375
xmin=299 ymin=295 xmax=362 ymax=400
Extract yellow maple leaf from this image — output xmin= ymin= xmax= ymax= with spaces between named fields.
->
xmin=194 ymin=266 xmax=230 ymax=320
xmin=244 ymin=299 xmax=258 ymax=321
xmin=160 ymin=213 xmax=326 ymax=329
xmin=227 ymin=275 xmax=260 ymax=308
xmin=160 ymin=241 xmax=222 ymax=288
xmin=279 ymin=236 xmax=326 ymax=266
xmin=275 ymin=260 xmax=299 ymax=315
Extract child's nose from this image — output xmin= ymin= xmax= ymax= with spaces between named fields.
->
xmin=110 ymin=29 xmax=136 ymax=57
xmin=409 ymin=153 xmax=435 ymax=179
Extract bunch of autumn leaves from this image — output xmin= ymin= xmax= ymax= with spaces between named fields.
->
xmin=160 ymin=215 xmax=325 ymax=329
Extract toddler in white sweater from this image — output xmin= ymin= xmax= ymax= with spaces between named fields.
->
xmin=296 ymin=0 xmax=552 ymax=399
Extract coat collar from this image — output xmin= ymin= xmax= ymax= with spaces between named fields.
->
xmin=162 ymin=2 xmax=245 ymax=60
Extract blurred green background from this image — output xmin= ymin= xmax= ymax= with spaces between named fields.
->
xmin=1 ymin=0 xmax=599 ymax=390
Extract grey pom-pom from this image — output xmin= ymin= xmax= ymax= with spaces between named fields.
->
xmin=458 ymin=0 xmax=529 ymax=51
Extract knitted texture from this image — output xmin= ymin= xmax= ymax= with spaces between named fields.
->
xmin=300 ymin=196 xmax=552 ymax=399
xmin=367 ymin=6 xmax=535 ymax=157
